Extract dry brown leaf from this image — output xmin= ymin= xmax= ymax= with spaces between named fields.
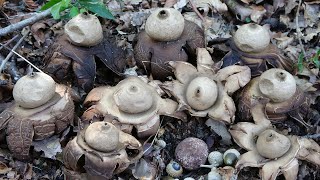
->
xmin=304 ymin=3 xmax=320 ymax=27
xmin=23 ymin=0 xmax=38 ymax=11
xmin=285 ymin=0 xmax=298 ymax=14
xmin=33 ymin=136 xmax=62 ymax=160
xmin=0 ymin=162 xmax=11 ymax=174
xmin=31 ymin=22 xmax=47 ymax=47
xmin=192 ymin=0 xmax=228 ymax=14
xmin=0 ymin=0 xmax=5 ymax=7
xmin=240 ymin=0 xmax=253 ymax=4
xmin=164 ymin=0 xmax=177 ymax=7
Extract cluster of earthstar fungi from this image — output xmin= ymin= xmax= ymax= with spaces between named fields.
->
xmin=0 ymin=7 xmax=319 ymax=180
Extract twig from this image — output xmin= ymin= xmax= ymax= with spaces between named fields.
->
xmin=0 ymin=9 xmax=51 ymax=37
xmin=303 ymin=134 xmax=320 ymax=139
xmin=0 ymin=32 xmax=28 ymax=72
xmin=0 ymin=42 xmax=43 ymax=73
xmin=188 ymin=0 xmax=208 ymax=45
xmin=188 ymin=0 xmax=205 ymax=22
xmin=7 ymin=60 xmax=22 ymax=82
xmin=295 ymin=0 xmax=307 ymax=57
xmin=143 ymin=117 xmax=164 ymax=154
xmin=0 ymin=34 xmax=19 ymax=51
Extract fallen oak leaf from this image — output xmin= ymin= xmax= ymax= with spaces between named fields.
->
xmin=33 ymin=135 xmax=62 ymax=160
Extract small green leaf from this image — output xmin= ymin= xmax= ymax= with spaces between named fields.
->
xmin=50 ymin=3 xmax=62 ymax=19
xmin=61 ymin=0 xmax=71 ymax=8
xmin=69 ymin=6 xmax=79 ymax=18
xmin=80 ymin=8 xmax=87 ymax=13
xmin=310 ymin=49 xmax=320 ymax=68
xmin=314 ymin=60 xmax=320 ymax=68
xmin=41 ymin=0 xmax=61 ymax=11
xmin=297 ymin=52 xmax=304 ymax=72
xmin=79 ymin=0 xmax=114 ymax=19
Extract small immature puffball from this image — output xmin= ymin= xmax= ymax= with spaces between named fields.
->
xmin=256 ymin=129 xmax=291 ymax=159
xmin=85 ymin=122 xmax=119 ymax=152
xmin=234 ymin=23 xmax=270 ymax=53
xmin=166 ymin=161 xmax=183 ymax=178
xmin=114 ymin=83 xmax=153 ymax=113
xmin=145 ymin=8 xmax=185 ymax=41
xmin=65 ymin=13 xmax=103 ymax=47
xmin=207 ymin=167 xmax=222 ymax=180
xmin=186 ymin=77 xmax=218 ymax=111
xmin=175 ymin=137 xmax=209 ymax=170
xmin=259 ymin=68 xmax=296 ymax=103
xmin=223 ymin=149 xmax=240 ymax=166
xmin=208 ymin=151 xmax=224 ymax=167
xmin=13 ymin=72 xmax=56 ymax=109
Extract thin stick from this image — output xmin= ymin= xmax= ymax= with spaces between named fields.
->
xmin=143 ymin=118 xmax=164 ymax=154
xmin=188 ymin=0 xmax=205 ymax=22
xmin=0 ymin=43 xmax=43 ymax=73
xmin=0 ymin=32 xmax=28 ymax=72
xmin=0 ymin=34 xmax=19 ymax=51
xmin=303 ymin=134 xmax=320 ymax=139
xmin=295 ymin=0 xmax=307 ymax=57
xmin=0 ymin=9 xmax=51 ymax=37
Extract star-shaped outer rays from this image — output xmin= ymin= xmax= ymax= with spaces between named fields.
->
xmin=82 ymin=76 xmax=183 ymax=138
xmin=162 ymin=48 xmax=251 ymax=124
xmin=229 ymin=97 xmax=320 ymax=180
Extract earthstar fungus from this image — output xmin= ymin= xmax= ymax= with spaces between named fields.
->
xmin=0 ymin=72 xmax=74 ymax=160
xmin=222 ymin=23 xmax=293 ymax=76
xmin=134 ymin=8 xmax=205 ymax=80
xmin=63 ymin=122 xmax=143 ymax=179
xmin=82 ymin=76 xmax=180 ymax=138
xmin=238 ymin=68 xmax=311 ymax=127
xmin=230 ymin=97 xmax=320 ymax=180
xmin=163 ymin=48 xmax=251 ymax=124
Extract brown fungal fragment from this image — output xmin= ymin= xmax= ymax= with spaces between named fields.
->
xmin=175 ymin=137 xmax=209 ymax=170
xmin=134 ymin=8 xmax=205 ymax=80
xmin=0 ymin=73 xmax=74 ymax=160
xmin=63 ymin=122 xmax=143 ymax=179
